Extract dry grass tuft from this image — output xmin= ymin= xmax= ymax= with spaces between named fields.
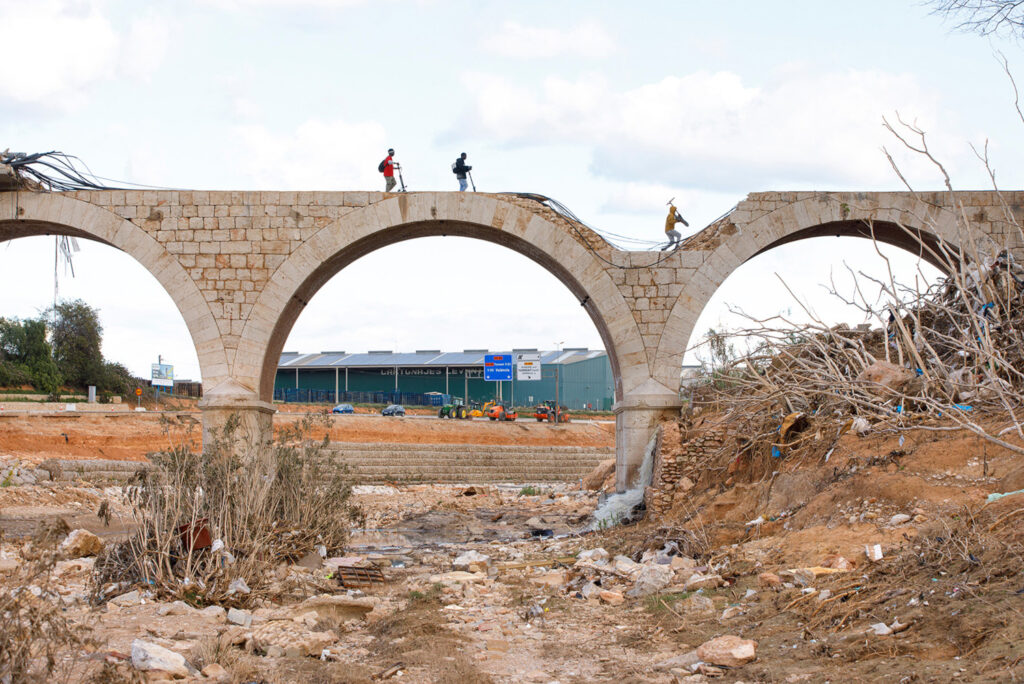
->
xmin=92 ymin=412 xmax=360 ymax=606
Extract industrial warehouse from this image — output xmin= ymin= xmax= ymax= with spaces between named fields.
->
xmin=274 ymin=348 xmax=614 ymax=410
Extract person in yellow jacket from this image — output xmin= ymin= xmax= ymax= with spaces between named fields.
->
xmin=661 ymin=201 xmax=689 ymax=251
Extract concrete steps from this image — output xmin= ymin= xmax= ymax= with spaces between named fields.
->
xmin=325 ymin=442 xmax=612 ymax=484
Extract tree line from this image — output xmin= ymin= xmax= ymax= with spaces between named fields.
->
xmin=0 ymin=300 xmax=136 ymax=399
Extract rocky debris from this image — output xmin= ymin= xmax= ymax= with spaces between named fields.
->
xmin=157 ymin=600 xmax=195 ymax=616
xmin=720 ymin=605 xmax=743 ymax=620
xmin=889 ymin=513 xmax=912 ymax=525
xmin=292 ymin=593 xmax=378 ymax=622
xmin=109 ymin=590 xmax=141 ymax=607
xmin=612 ymin=555 xmax=642 ymax=575
xmin=582 ymin=458 xmax=615 ymax=491
xmin=628 ymin=563 xmax=674 ymax=597
xmin=758 ymin=572 xmax=783 ymax=589
xmin=0 ymin=459 xmax=50 ymax=486
xmin=58 ymin=529 xmax=103 ymax=558
xmin=130 ymin=639 xmax=196 ymax=678
xmin=530 ymin=570 xmax=568 ymax=590
xmin=453 ymin=550 xmax=492 ymax=573
xmin=576 ymin=547 xmax=609 ymax=563
xmin=679 ymin=594 xmax=715 ymax=616
xmin=251 ymin=620 xmax=337 ymax=657
xmin=227 ymin=607 xmax=252 ymax=627
xmin=201 ymin=663 xmax=229 ymax=681
xmin=684 ymin=573 xmax=724 ymax=591
xmin=200 ymin=605 xmax=227 ymax=621
xmin=653 ymin=650 xmax=701 ymax=671
xmin=429 ymin=570 xmax=488 ymax=585
xmin=599 ymin=590 xmax=625 ymax=606
xmin=696 ymin=635 xmax=758 ymax=668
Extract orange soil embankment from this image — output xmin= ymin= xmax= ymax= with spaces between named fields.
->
xmin=0 ymin=413 xmax=615 ymax=464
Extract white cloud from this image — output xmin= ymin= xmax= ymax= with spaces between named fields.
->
xmin=483 ymin=20 xmax=616 ymax=59
xmin=458 ymin=68 xmax=960 ymax=192
xmin=0 ymin=1 xmax=170 ymax=108
xmin=120 ymin=13 xmax=171 ymax=79
xmin=231 ymin=118 xmax=389 ymax=189
xmin=0 ymin=1 xmax=119 ymax=105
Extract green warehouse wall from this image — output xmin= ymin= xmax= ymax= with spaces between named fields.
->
xmin=274 ymin=357 xmax=613 ymax=410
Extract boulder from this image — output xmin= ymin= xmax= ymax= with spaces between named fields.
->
xmin=59 ymin=529 xmax=103 ymax=558
xmin=628 ymin=563 xmax=674 ymax=597
xmin=758 ymin=572 xmax=782 ymax=589
xmin=889 ymin=513 xmax=912 ymax=526
xmin=582 ymin=459 xmax=615 ymax=491
xmin=653 ymin=650 xmax=701 ymax=671
xmin=429 ymin=571 xmax=487 ymax=585
xmin=130 ymin=639 xmax=196 ymax=678
xmin=671 ymin=555 xmax=696 ymax=572
xmin=696 ymin=635 xmax=758 ymax=667
xmin=157 ymin=600 xmax=194 ymax=616
xmin=684 ymin=573 xmax=724 ymax=591
xmin=580 ymin=581 xmax=601 ymax=599
xmin=612 ymin=555 xmax=642 ymax=575
xmin=109 ymin=590 xmax=141 ymax=607
xmin=201 ymin=663 xmax=229 ymax=681
xmin=453 ymin=550 xmax=491 ymax=573
xmin=227 ymin=607 xmax=252 ymax=627
xmin=576 ymin=548 xmax=610 ymax=564
xmin=599 ymin=590 xmax=625 ymax=606
xmin=530 ymin=570 xmax=568 ymax=590
xmin=720 ymin=606 xmax=743 ymax=620
xmin=294 ymin=593 xmax=377 ymax=622
xmin=200 ymin=605 xmax=227 ymax=621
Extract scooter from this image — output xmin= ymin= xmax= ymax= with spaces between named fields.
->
xmin=397 ymin=165 xmax=407 ymax=192
xmin=467 ymin=170 xmax=476 ymax=192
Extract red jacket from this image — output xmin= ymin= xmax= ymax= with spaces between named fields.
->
xmin=383 ymin=155 xmax=395 ymax=177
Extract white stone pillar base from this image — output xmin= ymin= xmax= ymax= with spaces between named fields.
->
xmin=613 ymin=387 xmax=681 ymax=493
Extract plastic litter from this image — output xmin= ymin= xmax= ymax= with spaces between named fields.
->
xmin=986 ymin=489 xmax=1024 ymax=503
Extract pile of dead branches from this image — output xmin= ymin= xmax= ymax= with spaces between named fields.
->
xmin=693 ymin=187 xmax=1024 ymax=464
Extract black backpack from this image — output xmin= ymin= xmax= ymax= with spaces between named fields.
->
xmin=378 ymin=158 xmax=388 ymax=173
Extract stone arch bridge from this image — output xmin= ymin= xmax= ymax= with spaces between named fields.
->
xmin=2 ymin=187 xmax=1021 ymax=490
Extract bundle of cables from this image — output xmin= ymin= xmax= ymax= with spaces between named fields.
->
xmin=1 ymin=150 xmax=117 ymax=191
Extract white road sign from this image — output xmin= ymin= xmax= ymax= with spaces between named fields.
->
xmin=515 ymin=352 xmax=541 ymax=381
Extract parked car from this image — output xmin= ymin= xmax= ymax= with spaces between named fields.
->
xmin=331 ymin=403 xmax=354 ymax=414
xmin=382 ymin=404 xmax=406 ymax=417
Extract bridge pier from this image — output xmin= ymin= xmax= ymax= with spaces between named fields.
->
xmin=197 ymin=379 xmax=275 ymax=456
xmin=613 ymin=384 xmax=682 ymax=492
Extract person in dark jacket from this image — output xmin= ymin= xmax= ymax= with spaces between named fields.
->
xmin=453 ymin=153 xmax=472 ymax=191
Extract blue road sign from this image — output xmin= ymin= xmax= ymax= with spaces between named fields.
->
xmin=483 ymin=354 xmax=513 ymax=381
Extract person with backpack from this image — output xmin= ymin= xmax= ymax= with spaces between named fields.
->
xmin=452 ymin=152 xmax=472 ymax=191
xmin=379 ymin=148 xmax=400 ymax=192
xmin=661 ymin=201 xmax=689 ymax=251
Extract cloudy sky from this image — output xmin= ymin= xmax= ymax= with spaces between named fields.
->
xmin=3 ymin=0 xmax=1024 ymax=380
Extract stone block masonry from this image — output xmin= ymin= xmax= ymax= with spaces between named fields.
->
xmin=1 ymin=186 xmax=1018 ymax=492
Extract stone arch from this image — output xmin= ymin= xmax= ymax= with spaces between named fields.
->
xmin=235 ymin=193 xmax=650 ymax=404
xmin=0 ymin=191 xmax=228 ymax=388
xmin=652 ymin=194 xmax=969 ymax=384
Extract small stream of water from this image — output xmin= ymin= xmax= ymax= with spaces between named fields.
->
xmin=588 ymin=432 xmax=657 ymax=529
